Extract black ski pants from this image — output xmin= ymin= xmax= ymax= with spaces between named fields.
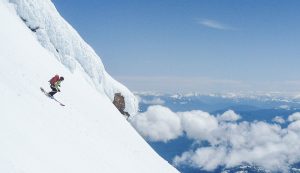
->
xmin=48 ymin=85 xmax=58 ymax=96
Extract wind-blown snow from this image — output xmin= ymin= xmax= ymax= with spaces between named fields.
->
xmin=0 ymin=1 xmax=178 ymax=173
xmin=9 ymin=0 xmax=138 ymax=115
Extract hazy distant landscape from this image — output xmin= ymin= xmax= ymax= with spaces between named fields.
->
xmin=133 ymin=93 xmax=300 ymax=173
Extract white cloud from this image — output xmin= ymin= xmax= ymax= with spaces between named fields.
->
xmin=174 ymin=146 xmax=227 ymax=171
xmin=272 ymin=116 xmax=286 ymax=124
xmin=217 ymin=110 xmax=241 ymax=122
xmin=130 ymin=105 xmax=182 ymax=142
xmin=288 ymin=112 xmax=300 ymax=122
xmin=131 ymin=106 xmax=300 ymax=172
xmin=278 ymin=105 xmax=290 ymax=110
xmin=197 ymin=18 xmax=235 ymax=30
xmin=288 ymin=120 xmax=300 ymax=132
xmin=141 ymin=98 xmax=165 ymax=105
xmin=179 ymin=110 xmax=218 ymax=141
xmin=173 ymin=119 xmax=300 ymax=172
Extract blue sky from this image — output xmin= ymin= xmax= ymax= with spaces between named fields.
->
xmin=52 ymin=0 xmax=300 ymax=93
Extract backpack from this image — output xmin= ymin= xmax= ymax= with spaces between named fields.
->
xmin=49 ymin=75 xmax=59 ymax=85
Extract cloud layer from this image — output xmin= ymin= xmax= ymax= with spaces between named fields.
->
xmin=141 ymin=98 xmax=165 ymax=105
xmin=131 ymin=106 xmax=300 ymax=172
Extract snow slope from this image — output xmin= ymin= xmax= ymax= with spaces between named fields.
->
xmin=0 ymin=0 xmax=179 ymax=173
xmin=9 ymin=0 xmax=138 ymax=115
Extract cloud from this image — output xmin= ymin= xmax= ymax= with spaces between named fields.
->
xmin=197 ymin=18 xmax=235 ymax=30
xmin=179 ymin=110 xmax=218 ymax=141
xmin=141 ymin=98 xmax=165 ymax=105
xmin=173 ymin=146 xmax=227 ymax=171
xmin=131 ymin=105 xmax=300 ymax=172
xmin=288 ymin=112 xmax=300 ymax=122
xmin=130 ymin=105 xmax=182 ymax=142
xmin=217 ymin=110 xmax=241 ymax=122
xmin=174 ymin=117 xmax=300 ymax=172
xmin=272 ymin=116 xmax=286 ymax=124
xmin=278 ymin=105 xmax=290 ymax=110
xmin=288 ymin=120 xmax=300 ymax=132
xmin=174 ymin=122 xmax=300 ymax=172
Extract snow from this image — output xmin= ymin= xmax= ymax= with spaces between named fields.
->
xmin=0 ymin=0 xmax=178 ymax=173
xmin=9 ymin=0 xmax=138 ymax=115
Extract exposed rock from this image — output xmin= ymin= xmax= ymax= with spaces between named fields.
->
xmin=113 ymin=93 xmax=130 ymax=119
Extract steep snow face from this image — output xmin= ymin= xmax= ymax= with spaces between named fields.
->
xmin=0 ymin=1 xmax=178 ymax=173
xmin=9 ymin=0 xmax=138 ymax=115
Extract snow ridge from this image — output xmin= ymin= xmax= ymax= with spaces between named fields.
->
xmin=9 ymin=0 xmax=138 ymax=115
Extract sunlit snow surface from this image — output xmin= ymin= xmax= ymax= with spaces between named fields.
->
xmin=0 ymin=1 xmax=178 ymax=173
xmin=9 ymin=0 xmax=138 ymax=115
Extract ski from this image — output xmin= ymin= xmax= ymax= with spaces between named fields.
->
xmin=52 ymin=97 xmax=65 ymax=106
xmin=40 ymin=87 xmax=65 ymax=106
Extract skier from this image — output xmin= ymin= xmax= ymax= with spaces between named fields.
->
xmin=48 ymin=75 xmax=64 ymax=97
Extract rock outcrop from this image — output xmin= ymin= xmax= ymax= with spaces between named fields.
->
xmin=113 ymin=93 xmax=130 ymax=118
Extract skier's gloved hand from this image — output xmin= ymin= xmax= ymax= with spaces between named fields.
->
xmin=58 ymin=89 xmax=61 ymax=92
